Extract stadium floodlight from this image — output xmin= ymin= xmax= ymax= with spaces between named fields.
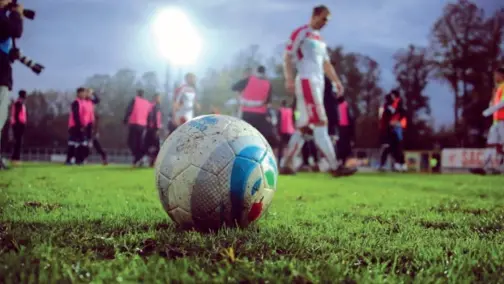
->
xmin=152 ymin=7 xmax=202 ymax=67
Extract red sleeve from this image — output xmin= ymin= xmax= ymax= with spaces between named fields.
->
xmin=286 ymin=25 xmax=307 ymax=54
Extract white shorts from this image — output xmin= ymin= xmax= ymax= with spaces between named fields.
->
xmin=487 ymin=121 xmax=504 ymax=145
xmin=175 ymin=110 xmax=193 ymax=125
xmin=294 ymin=77 xmax=327 ymax=128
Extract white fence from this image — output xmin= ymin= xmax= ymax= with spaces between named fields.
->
xmin=2 ymin=147 xmax=133 ymax=164
xmin=2 ymin=147 xmax=385 ymax=167
xmin=7 ymin=147 xmax=491 ymax=174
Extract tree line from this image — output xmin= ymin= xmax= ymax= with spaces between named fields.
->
xmin=1 ymin=0 xmax=503 ymax=151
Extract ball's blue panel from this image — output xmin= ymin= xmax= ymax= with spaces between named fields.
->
xmin=236 ymin=145 xmax=266 ymax=162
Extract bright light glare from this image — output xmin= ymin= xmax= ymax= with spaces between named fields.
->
xmin=152 ymin=8 xmax=202 ymax=66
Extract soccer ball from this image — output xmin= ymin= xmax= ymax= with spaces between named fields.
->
xmin=155 ymin=114 xmax=278 ymax=231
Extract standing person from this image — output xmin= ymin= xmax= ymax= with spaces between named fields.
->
xmin=173 ymin=73 xmax=200 ymax=127
xmin=124 ymin=89 xmax=151 ymax=167
xmin=10 ymin=89 xmax=26 ymax=165
xmin=235 ymin=68 xmax=252 ymax=118
xmin=378 ymin=90 xmax=407 ymax=172
xmin=277 ymin=100 xmax=295 ymax=164
xmin=0 ymin=1 xmax=23 ymax=170
xmin=471 ymin=67 xmax=504 ymax=175
xmin=335 ymin=95 xmax=355 ymax=167
xmin=325 ymin=75 xmax=355 ymax=167
xmin=144 ymin=94 xmax=162 ymax=167
xmin=86 ymin=88 xmax=107 ymax=165
xmin=280 ymin=5 xmax=356 ymax=177
xmin=65 ymin=87 xmax=88 ymax=165
xmin=231 ymin=65 xmax=276 ymax=147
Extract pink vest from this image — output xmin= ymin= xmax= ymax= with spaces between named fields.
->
xmin=68 ymin=99 xmax=87 ymax=128
xmin=128 ymin=96 xmax=151 ymax=126
xmin=10 ymin=99 xmax=27 ymax=125
xmin=85 ymin=100 xmax=95 ymax=126
xmin=241 ymin=76 xmax=270 ymax=114
xmin=279 ymin=107 xmax=295 ymax=134
xmin=148 ymin=103 xmax=162 ymax=129
xmin=338 ymin=101 xmax=349 ymax=126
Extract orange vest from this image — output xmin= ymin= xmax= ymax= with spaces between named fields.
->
xmin=493 ymin=83 xmax=504 ymax=122
xmin=10 ymin=99 xmax=27 ymax=125
xmin=279 ymin=107 xmax=295 ymax=134
xmin=240 ymin=76 xmax=271 ymax=114
xmin=68 ymin=99 xmax=87 ymax=128
xmin=390 ymin=97 xmax=407 ymax=128
xmin=128 ymin=96 xmax=151 ymax=126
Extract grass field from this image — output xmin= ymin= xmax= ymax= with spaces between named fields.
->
xmin=1 ymin=164 xmax=503 ymax=283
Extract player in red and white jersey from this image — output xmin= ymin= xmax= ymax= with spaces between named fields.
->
xmin=280 ymin=5 xmax=356 ymax=177
xmin=172 ymin=73 xmax=200 ymax=126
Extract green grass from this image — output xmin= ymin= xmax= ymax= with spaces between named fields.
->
xmin=1 ymin=164 xmax=504 ymax=283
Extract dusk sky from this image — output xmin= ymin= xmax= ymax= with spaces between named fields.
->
xmin=11 ymin=0 xmax=501 ymax=126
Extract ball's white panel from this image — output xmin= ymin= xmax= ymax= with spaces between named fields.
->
xmin=156 ymin=131 xmax=193 ymax=180
xmin=156 ymin=173 xmax=174 ymax=212
xmin=159 ymin=115 xmax=235 ymax=176
xmin=184 ymin=115 xmax=232 ymax=136
xmin=169 ymin=165 xmax=201 ymax=212
xmin=199 ymin=141 xmax=235 ymax=175
xmin=168 ymin=207 xmax=194 ymax=228
xmin=260 ymin=187 xmax=275 ymax=213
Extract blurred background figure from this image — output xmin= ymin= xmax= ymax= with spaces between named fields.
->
xmin=66 ymin=87 xmax=88 ymax=165
xmin=86 ymin=88 xmax=107 ymax=165
xmin=144 ymin=94 xmax=162 ymax=167
xmin=335 ymin=96 xmax=355 ymax=167
xmin=124 ymin=89 xmax=151 ymax=167
xmin=172 ymin=73 xmax=199 ymax=127
xmin=9 ymin=89 xmax=27 ymax=166
xmin=470 ymin=67 xmax=504 ymax=175
xmin=277 ymin=99 xmax=295 ymax=164
xmin=232 ymin=65 xmax=276 ymax=147
xmin=379 ymin=89 xmax=407 ymax=172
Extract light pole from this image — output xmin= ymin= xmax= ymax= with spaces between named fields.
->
xmin=152 ymin=7 xmax=202 ymax=102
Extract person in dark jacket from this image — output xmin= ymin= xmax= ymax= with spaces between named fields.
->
xmin=232 ymin=66 xmax=276 ymax=148
xmin=86 ymin=88 xmax=107 ymax=165
xmin=0 ymin=2 xmax=23 ymax=170
xmin=379 ymin=89 xmax=407 ymax=172
xmin=65 ymin=87 xmax=88 ymax=165
xmin=323 ymin=76 xmax=356 ymax=168
xmin=334 ymin=96 xmax=355 ymax=167
xmin=144 ymin=94 xmax=162 ymax=167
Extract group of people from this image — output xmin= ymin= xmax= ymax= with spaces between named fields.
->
xmin=65 ymin=87 xmax=107 ymax=165
xmin=230 ymin=63 xmax=357 ymax=173
xmin=229 ymin=5 xmax=411 ymax=176
xmin=2 ymin=1 xmax=502 ymax=177
xmin=121 ymin=72 xmax=198 ymax=167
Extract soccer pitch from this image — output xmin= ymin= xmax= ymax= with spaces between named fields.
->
xmin=1 ymin=164 xmax=503 ymax=283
